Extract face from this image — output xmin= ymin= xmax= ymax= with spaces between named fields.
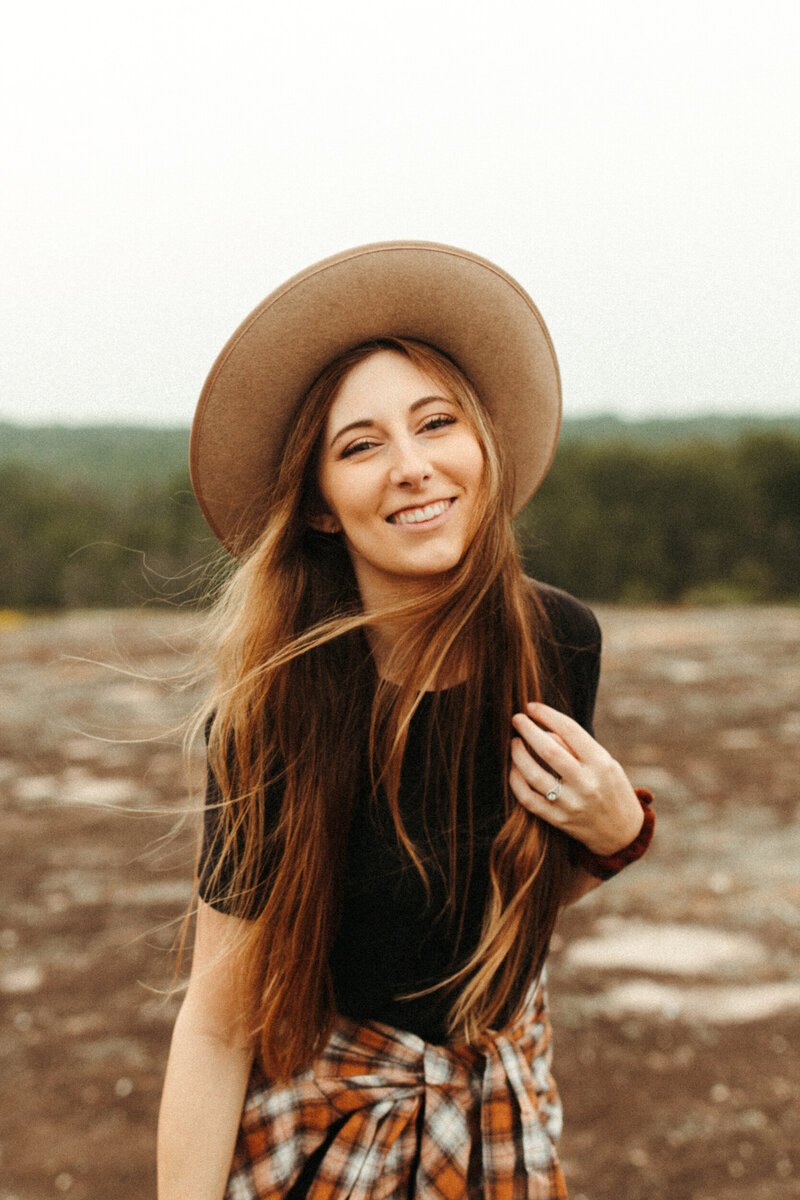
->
xmin=314 ymin=351 xmax=485 ymax=608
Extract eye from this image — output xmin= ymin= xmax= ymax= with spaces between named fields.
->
xmin=420 ymin=414 xmax=457 ymax=433
xmin=339 ymin=437 xmax=377 ymax=459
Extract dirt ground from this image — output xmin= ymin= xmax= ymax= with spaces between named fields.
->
xmin=1 ymin=605 xmax=798 ymax=1200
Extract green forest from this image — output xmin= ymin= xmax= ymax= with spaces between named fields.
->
xmin=1 ymin=417 xmax=798 ymax=609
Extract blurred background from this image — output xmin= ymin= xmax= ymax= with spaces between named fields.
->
xmin=1 ymin=0 xmax=798 ymax=1196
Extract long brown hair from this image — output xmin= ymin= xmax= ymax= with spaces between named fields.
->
xmin=195 ymin=337 xmax=575 ymax=1077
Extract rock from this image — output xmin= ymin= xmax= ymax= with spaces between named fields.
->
xmin=564 ymin=921 xmax=767 ymax=974
xmin=1 ymin=965 xmax=44 ymax=994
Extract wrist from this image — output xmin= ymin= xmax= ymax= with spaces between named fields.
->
xmin=572 ymin=789 xmax=655 ymax=881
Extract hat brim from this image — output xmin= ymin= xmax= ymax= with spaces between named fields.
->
xmin=190 ymin=241 xmax=561 ymax=557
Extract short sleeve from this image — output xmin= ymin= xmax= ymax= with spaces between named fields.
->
xmin=197 ymin=718 xmax=231 ymax=907
xmin=197 ymin=715 xmax=282 ymax=915
xmin=531 ymin=581 xmax=602 ymax=735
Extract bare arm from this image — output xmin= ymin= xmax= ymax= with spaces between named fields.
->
xmin=157 ymin=901 xmax=256 ymax=1200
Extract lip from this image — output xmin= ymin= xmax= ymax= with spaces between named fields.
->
xmin=386 ymin=497 xmax=457 ymax=530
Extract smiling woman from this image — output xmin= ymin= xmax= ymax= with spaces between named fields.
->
xmin=158 ymin=242 xmax=655 ymax=1200
xmin=313 ymin=346 xmax=486 ymax=608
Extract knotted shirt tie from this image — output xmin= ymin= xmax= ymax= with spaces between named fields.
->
xmin=226 ymin=979 xmax=567 ymax=1200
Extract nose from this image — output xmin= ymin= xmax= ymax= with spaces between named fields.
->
xmin=387 ymin=437 xmax=433 ymax=489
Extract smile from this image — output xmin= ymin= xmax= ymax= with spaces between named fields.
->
xmin=387 ymin=498 xmax=455 ymax=526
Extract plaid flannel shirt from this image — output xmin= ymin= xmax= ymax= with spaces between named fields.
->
xmin=225 ymin=977 xmax=567 ymax=1200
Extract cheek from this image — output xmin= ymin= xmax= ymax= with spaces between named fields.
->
xmin=317 ymin=466 xmax=377 ymax=531
xmin=460 ymin=433 xmax=486 ymax=488
xmin=458 ymin=439 xmax=490 ymax=521
xmin=316 ymin=462 xmax=351 ymax=521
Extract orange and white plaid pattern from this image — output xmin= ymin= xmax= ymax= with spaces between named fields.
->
xmin=225 ymin=978 xmax=567 ymax=1200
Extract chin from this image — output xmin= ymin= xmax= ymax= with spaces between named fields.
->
xmin=405 ymin=553 xmax=464 ymax=577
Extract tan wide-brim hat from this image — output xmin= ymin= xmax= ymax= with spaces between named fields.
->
xmin=190 ymin=241 xmax=561 ymax=557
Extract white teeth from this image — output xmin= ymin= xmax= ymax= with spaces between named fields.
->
xmin=391 ymin=499 xmax=452 ymax=525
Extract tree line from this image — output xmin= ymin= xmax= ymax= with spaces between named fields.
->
xmin=516 ymin=432 xmax=799 ymax=604
xmin=1 ymin=431 xmax=798 ymax=609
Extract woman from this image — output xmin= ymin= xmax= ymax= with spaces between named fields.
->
xmin=158 ymin=242 xmax=654 ymax=1200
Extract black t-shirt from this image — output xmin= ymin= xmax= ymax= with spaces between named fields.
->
xmin=199 ymin=582 xmax=601 ymax=1044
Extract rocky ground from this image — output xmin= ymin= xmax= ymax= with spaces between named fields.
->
xmin=1 ymin=605 xmax=798 ymax=1200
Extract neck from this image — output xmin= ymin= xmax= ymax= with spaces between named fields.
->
xmin=353 ymin=566 xmax=471 ymax=689
xmin=364 ymin=615 xmax=470 ymax=691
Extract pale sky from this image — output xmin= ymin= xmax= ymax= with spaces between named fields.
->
xmin=1 ymin=0 xmax=798 ymax=425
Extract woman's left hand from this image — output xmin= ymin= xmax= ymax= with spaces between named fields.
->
xmin=510 ymin=702 xmax=644 ymax=856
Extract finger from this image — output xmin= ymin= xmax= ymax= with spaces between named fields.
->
xmin=511 ymin=713 xmax=582 ymax=780
xmin=509 ymin=765 xmax=567 ymax=826
xmin=510 ymin=738 xmax=564 ymax=796
xmin=525 ymin=702 xmax=601 ymax=763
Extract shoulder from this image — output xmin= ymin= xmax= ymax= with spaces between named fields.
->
xmin=524 ymin=577 xmax=601 ymax=653
xmin=523 ymin=579 xmax=601 ymax=733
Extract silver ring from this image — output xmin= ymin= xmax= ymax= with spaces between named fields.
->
xmin=545 ymin=776 xmax=562 ymax=802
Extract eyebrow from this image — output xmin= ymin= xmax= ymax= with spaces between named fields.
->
xmin=329 ymin=395 xmax=451 ymax=448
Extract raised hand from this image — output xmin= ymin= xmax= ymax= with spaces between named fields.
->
xmin=509 ymin=702 xmax=644 ymax=857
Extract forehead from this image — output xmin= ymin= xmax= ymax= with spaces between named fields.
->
xmin=326 ymin=351 xmax=449 ymax=425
